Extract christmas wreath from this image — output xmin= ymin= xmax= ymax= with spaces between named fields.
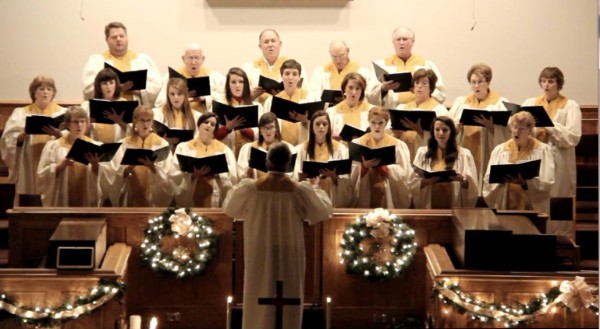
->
xmin=340 ymin=208 xmax=417 ymax=281
xmin=140 ymin=208 xmax=217 ymax=279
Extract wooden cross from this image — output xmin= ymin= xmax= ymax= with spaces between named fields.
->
xmin=257 ymin=280 xmax=301 ymax=329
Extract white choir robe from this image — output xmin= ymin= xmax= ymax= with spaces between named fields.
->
xmin=309 ymin=61 xmax=375 ymax=101
xmin=350 ymin=134 xmax=413 ymax=209
xmin=448 ymin=95 xmax=511 ymax=194
xmin=81 ymin=100 xmax=130 ymax=143
xmin=170 ymin=139 xmax=237 ymax=207
xmin=396 ymin=100 xmax=449 ymax=159
xmin=241 ymin=56 xmax=308 ymax=105
xmin=212 ymin=95 xmax=265 ymax=158
xmin=263 ymin=91 xmax=319 ymax=147
xmin=37 ymin=137 xmax=105 ymax=207
xmin=483 ymin=140 xmax=555 ymax=217
xmin=236 ymin=141 xmax=296 ymax=180
xmin=292 ymin=141 xmax=354 ymax=207
xmin=153 ymin=69 xmax=226 ymax=112
xmin=82 ymin=52 xmax=162 ymax=105
xmin=366 ymin=55 xmax=446 ymax=108
xmin=326 ymin=100 xmax=373 ymax=138
xmin=0 ymin=104 xmax=66 ymax=195
xmin=103 ymin=134 xmax=174 ymax=207
xmin=408 ymin=146 xmax=478 ymax=209
xmin=522 ymin=97 xmax=581 ymax=198
xmin=223 ymin=174 xmax=333 ymax=329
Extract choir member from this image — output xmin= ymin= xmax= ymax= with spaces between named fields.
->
xmin=326 ymin=72 xmax=374 ymax=140
xmin=152 ymin=78 xmax=200 ymax=146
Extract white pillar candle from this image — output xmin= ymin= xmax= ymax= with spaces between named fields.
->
xmin=149 ymin=317 xmax=158 ymax=329
xmin=226 ymin=296 xmax=233 ymax=329
xmin=129 ymin=315 xmax=141 ymax=329
xmin=326 ymin=297 xmax=332 ymax=329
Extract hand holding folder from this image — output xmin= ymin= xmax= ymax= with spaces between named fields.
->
xmin=176 ymin=153 xmax=228 ymax=176
xmin=66 ymin=138 xmax=121 ymax=165
xmin=89 ymin=99 xmax=137 ymax=124
xmin=338 ymin=124 xmax=367 ymax=142
xmin=258 ymin=76 xmax=284 ymax=95
xmin=349 ymin=142 xmax=396 ymax=167
xmin=412 ymin=164 xmax=457 ymax=183
xmin=24 ymin=114 xmax=65 ymax=135
xmin=488 ymin=159 xmax=541 ymax=184
xmin=104 ymin=63 xmax=147 ymax=91
xmin=212 ymin=101 xmax=259 ymax=129
xmin=388 ymin=109 xmax=436 ymax=131
xmin=168 ymin=67 xmax=211 ymax=97
xmin=373 ymin=62 xmax=412 ymax=93
xmin=320 ymin=89 xmax=344 ymax=105
xmin=459 ymin=108 xmax=511 ymax=127
xmin=502 ymin=101 xmax=554 ymax=127
xmin=302 ymin=159 xmax=352 ymax=178
xmin=270 ymin=97 xmax=325 ymax=123
xmin=153 ymin=121 xmax=194 ymax=143
xmin=120 ymin=146 xmax=171 ymax=166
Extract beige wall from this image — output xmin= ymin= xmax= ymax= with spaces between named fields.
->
xmin=0 ymin=0 xmax=597 ymax=105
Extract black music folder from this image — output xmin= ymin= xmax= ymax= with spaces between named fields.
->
xmin=302 ymin=159 xmax=352 ymax=178
xmin=270 ymin=97 xmax=326 ymax=122
xmin=212 ymin=101 xmax=259 ymax=129
xmin=488 ymin=159 xmax=542 ymax=184
xmin=412 ymin=165 xmax=457 ymax=183
xmin=373 ymin=62 xmax=412 ymax=93
xmin=176 ymin=153 xmax=229 ymax=175
xmin=153 ymin=121 xmax=194 ymax=143
xmin=25 ymin=114 xmax=65 ymax=135
xmin=120 ymin=145 xmax=171 ymax=165
xmin=248 ymin=147 xmax=297 ymax=173
xmin=459 ymin=108 xmax=511 ymax=127
xmin=66 ymin=138 xmax=121 ymax=165
xmin=258 ymin=75 xmax=284 ymax=95
xmin=104 ymin=63 xmax=147 ymax=90
xmin=168 ymin=67 xmax=211 ymax=97
xmin=348 ymin=142 xmax=396 ymax=167
xmin=388 ymin=109 xmax=436 ymax=131
xmin=89 ymin=99 xmax=137 ymax=124
xmin=320 ymin=89 xmax=344 ymax=105
xmin=338 ymin=124 xmax=367 ymax=142
xmin=502 ymin=101 xmax=554 ymax=127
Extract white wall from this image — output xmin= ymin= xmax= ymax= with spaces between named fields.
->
xmin=0 ymin=0 xmax=597 ymax=105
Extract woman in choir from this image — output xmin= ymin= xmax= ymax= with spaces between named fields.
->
xmin=326 ymin=72 xmax=373 ymax=140
xmin=37 ymin=106 xmax=104 ymax=207
xmin=350 ymin=107 xmax=412 ymax=208
xmin=171 ymin=112 xmax=237 ymax=207
xmin=153 ymin=77 xmax=200 ymax=146
xmin=263 ymin=59 xmax=319 ymax=146
xmin=483 ymin=111 xmax=554 ymax=215
xmin=395 ymin=68 xmax=449 ymax=161
xmin=213 ymin=67 xmax=264 ymax=159
xmin=523 ymin=67 xmax=581 ymax=238
xmin=237 ymin=112 xmax=295 ymax=180
xmin=448 ymin=63 xmax=510 ymax=194
xmin=80 ymin=68 xmax=129 ymax=143
xmin=293 ymin=110 xmax=353 ymax=207
xmin=409 ymin=116 xmax=478 ymax=209
xmin=0 ymin=76 xmax=66 ymax=202
xmin=105 ymin=105 xmax=173 ymax=207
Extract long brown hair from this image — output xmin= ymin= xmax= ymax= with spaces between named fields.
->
xmin=306 ymin=110 xmax=333 ymax=159
xmin=225 ymin=67 xmax=252 ymax=105
xmin=162 ymin=78 xmax=196 ymax=130
xmin=424 ymin=116 xmax=458 ymax=170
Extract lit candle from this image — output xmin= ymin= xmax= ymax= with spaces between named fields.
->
xmin=149 ymin=317 xmax=158 ymax=329
xmin=129 ymin=315 xmax=141 ymax=329
xmin=226 ymin=296 xmax=233 ymax=329
xmin=326 ymin=297 xmax=332 ymax=329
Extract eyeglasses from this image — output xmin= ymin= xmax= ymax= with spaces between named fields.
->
xmin=330 ymin=53 xmax=348 ymax=60
xmin=184 ymin=56 xmax=202 ymax=62
xmin=261 ymin=125 xmax=276 ymax=131
xmin=470 ymin=80 xmax=488 ymax=86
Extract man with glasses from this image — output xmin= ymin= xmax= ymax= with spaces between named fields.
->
xmin=309 ymin=40 xmax=374 ymax=105
xmin=154 ymin=43 xmax=225 ymax=113
xmin=367 ymin=26 xmax=446 ymax=109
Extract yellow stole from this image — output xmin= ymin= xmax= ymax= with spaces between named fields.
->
xmin=430 ymin=147 xmax=452 ymax=209
xmin=60 ymin=135 xmax=94 ymax=206
xmin=532 ymin=94 xmax=567 ymax=143
xmin=302 ymin=140 xmax=340 ymax=194
xmin=249 ymin=141 xmax=271 ymax=180
xmin=335 ymin=100 xmax=370 ymax=128
xmin=399 ymin=97 xmax=441 ymax=161
xmin=503 ymin=137 xmax=540 ymax=210
xmin=161 ymin=107 xmax=185 ymax=129
xmin=179 ymin=65 xmax=211 ymax=113
xmin=126 ymin=133 xmax=164 ymax=207
xmin=230 ymin=98 xmax=253 ymax=159
xmin=324 ymin=61 xmax=360 ymax=90
xmin=25 ymin=102 xmax=63 ymax=193
xmin=384 ymin=54 xmax=426 ymax=104
xmin=254 ymin=56 xmax=289 ymax=104
xmin=356 ymin=133 xmax=397 ymax=208
xmin=189 ymin=139 xmax=227 ymax=207
xmin=103 ymin=50 xmax=138 ymax=101
xmin=461 ymin=90 xmax=501 ymax=175
xmin=275 ymin=89 xmax=308 ymax=146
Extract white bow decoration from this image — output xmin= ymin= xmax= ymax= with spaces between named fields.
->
xmin=556 ymin=276 xmax=598 ymax=311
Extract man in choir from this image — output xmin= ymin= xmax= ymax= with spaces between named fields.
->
xmin=241 ymin=28 xmax=306 ymax=105
xmin=224 ymin=142 xmax=333 ymax=329
xmin=0 ymin=76 xmax=66 ymax=204
xmin=310 ymin=40 xmax=374 ymax=103
xmin=483 ymin=111 xmax=554 ymax=216
xmin=154 ymin=43 xmax=225 ymax=113
xmin=82 ymin=21 xmax=162 ymax=106
xmin=367 ymin=26 xmax=446 ymax=108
